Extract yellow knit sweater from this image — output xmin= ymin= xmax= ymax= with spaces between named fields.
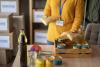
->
xmin=44 ymin=0 xmax=84 ymax=42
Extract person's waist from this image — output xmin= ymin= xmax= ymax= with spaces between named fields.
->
xmin=47 ymin=40 xmax=54 ymax=45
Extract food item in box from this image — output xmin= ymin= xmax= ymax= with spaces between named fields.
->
xmin=65 ymin=32 xmax=85 ymax=44
xmin=53 ymin=56 xmax=62 ymax=65
xmin=56 ymin=43 xmax=67 ymax=49
xmin=55 ymin=37 xmax=74 ymax=48
xmin=73 ymin=41 xmax=90 ymax=49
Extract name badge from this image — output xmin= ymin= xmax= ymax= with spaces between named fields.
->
xmin=56 ymin=20 xmax=64 ymax=26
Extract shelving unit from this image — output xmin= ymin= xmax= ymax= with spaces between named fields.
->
xmin=29 ymin=0 xmax=47 ymax=44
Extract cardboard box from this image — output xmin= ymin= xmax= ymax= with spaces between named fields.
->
xmin=0 ymin=13 xmax=13 ymax=33
xmin=0 ymin=0 xmax=20 ymax=15
xmin=0 ymin=32 xmax=13 ymax=49
xmin=0 ymin=49 xmax=13 ymax=64
xmin=33 ymin=9 xmax=44 ymax=23
xmin=34 ymin=30 xmax=47 ymax=44
xmin=13 ymin=15 xmax=24 ymax=30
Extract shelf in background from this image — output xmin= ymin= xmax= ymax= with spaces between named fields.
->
xmin=32 ymin=9 xmax=44 ymax=23
xmin=32 ymin=23 xmax=48 ymax=30
xmin=34 ymin=29 xmax=47 ymax=44
xmin=32 ymin=0 xmax=46 ymax=9
xmin=29 ymin=0 xmax=47 ymax=44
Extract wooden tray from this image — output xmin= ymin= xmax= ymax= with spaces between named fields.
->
xmin=56 ymin=48 xmax=92 ymax=54
xmin=56 ymin=47 xmax=92 ymax=58
xmin=57 ymin=53 xmax=92 ymax=58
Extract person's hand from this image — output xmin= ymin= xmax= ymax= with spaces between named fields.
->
xmin=60 ymin=32 xmax=67 ymax=37
xmin=46 ymin=17 xmax=53 ymax=23
xmin=59 ymin=32 xmax=75 ymax=41
xmin=41 ymin=16 xmax=49 ymax=25
xmin=59 ymin=32 xmax=69 ymax=39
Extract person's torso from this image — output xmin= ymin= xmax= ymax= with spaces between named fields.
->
xmin=47 ymin=0 xmax=78 ymax=42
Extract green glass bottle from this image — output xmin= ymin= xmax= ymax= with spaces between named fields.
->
xmin=18 ymin=29 xmax=27 ymax=67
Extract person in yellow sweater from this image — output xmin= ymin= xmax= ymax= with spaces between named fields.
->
xmin=43 ymin=0 xmax=84 ymax=45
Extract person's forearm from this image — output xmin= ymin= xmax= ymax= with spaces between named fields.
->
xmin=50 ymin=16 xmax=60 ymax=21
xmin=46 ymin=16 xmax=60 ymax=22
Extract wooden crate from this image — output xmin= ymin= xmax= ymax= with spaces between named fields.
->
xmin=57 ymin=53 xmax=92 ymax=58
xmin=56 ymin=47 xmax=92 ymax=58
xmin=56 ymin=48 xmax=92 ymax=54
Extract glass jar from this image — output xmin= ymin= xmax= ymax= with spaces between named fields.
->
xmin=35 ymin=58 xmax=45 ymax=67
xmin=46 ymin=57 xmax=53 ymax=67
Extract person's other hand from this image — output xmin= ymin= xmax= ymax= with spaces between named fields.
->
xmin=59 ymin=32 xmax=75 ymax=41
xmin=45 ymin=17 xmax=53 ymax=23
xmin=60 ymin=32 xmax=67 ymax=37
xmin=59 ymin=32 xmax=69 ymax=39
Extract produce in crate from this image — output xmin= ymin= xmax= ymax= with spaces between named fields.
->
xmin=56 ymin=32 xmax=90 ymax=49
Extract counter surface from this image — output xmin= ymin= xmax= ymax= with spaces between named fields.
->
xmin=12 ymin=45 xmax=100 ymax=67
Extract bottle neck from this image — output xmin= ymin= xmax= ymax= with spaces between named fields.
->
xmin=20 ymin=35 xmax=26 ymax=44
xmin=18 ymin=29 xmax=27 ymax=45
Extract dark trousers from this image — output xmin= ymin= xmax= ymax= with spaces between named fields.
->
xmin=47 ymin=40 xmax=54 ymax=45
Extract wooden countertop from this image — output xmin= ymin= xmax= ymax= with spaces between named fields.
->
xmin=12 ymin=45 xmax=100 ymax=67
